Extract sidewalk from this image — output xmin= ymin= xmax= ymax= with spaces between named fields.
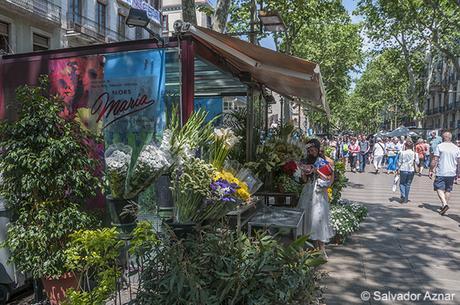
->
xmin=323 ymin=171 xmax=460 ymax=305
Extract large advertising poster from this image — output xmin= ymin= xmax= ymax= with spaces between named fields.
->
xmin=49 ymin=49 xmax=166 ymax=157
xmin=195 ymin=97 xmax=223 ymax=124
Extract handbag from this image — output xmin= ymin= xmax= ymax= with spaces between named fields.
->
xmin=392 ymin=174 xmax=400 ymax=192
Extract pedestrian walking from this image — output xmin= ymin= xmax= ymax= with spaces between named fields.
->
xmin=429 ymin=132 xmax=460 ymax=215
xmin=456 ymin=140 xmax=460 ymax=184
xmin=372 ymin=138 xmax=385 ymax=174
xmin=341 ymin=138 xmax=349 ymax=167
xmin=358 ymin=135 xmax=370 ymax=173
xmin=423 ymin=139 xmax=431 ymax=169
xmin=429 ymin=131 xmax=442 ymax=157
xmin=415 ymin=138 xmax=426 ymax=176
xmin=397 ymin=140 xmax=419 ymax=203
xmin=386 ymin=137 xmax=398 ymax=174
xmin=349 ymin=138 xmax=360 ymax=173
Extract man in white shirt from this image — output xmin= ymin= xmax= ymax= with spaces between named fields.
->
xmin=372 ymin=138 xmax=385 ymax=174
xmin=429 ymin=132 xmax=460 ymax=215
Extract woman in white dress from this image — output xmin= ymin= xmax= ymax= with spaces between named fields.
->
xmin=298 ymin=139 xmax=334 ymax=259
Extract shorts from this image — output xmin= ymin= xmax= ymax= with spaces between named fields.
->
xmin=433 ymin=176 xmax=456 ymax=192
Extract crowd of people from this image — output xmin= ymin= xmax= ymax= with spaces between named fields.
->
xmin=322 ymin=131 xmax=460 ymax=213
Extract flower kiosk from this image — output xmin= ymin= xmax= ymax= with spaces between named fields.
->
xmin=0 ymin=23 xmax=329 ymax=304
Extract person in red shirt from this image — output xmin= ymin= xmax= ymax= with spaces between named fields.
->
xmin=348 ymin=137 xmax=360 ymax=173
xmin=415 ymin=138 xmax=426 ymax=176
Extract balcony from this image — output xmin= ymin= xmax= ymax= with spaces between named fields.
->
xmin=66 ymin=13 xmax=130 ymax=44
xmin=0 ymin=0 xmax=61 ymax=24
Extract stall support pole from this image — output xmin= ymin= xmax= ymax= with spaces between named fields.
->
xmin=246 ymin=87 xmax=255 ymax=162
xmin=180 ymin=37 xmax=195 ymax=124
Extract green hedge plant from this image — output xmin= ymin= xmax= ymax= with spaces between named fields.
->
xmin=0 ymin=76 xmax=102 ymax=279
xmin=137 ymin=229 xmax=326 ymax=305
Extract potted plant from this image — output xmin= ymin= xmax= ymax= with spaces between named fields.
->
xmin=0 ymin=76 xmax=102 ymax=305
xmin=64 ymin=228 xmax=124 ymax=305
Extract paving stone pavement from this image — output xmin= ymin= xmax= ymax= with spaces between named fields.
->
xmin=322 ymin=169 xmax=460 ymax=305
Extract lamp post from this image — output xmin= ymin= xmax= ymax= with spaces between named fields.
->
xmin=126 ymin=8 xmax=164 ymax=44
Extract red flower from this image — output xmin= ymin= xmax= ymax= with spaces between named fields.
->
xmin=282 ymin=161 xmax=298 ymax=176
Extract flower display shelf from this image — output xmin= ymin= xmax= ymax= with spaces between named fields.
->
xmin=253 ymin=192 xmax=299 ymax=208
xmin=247 ymin=206 xmax=305 ymax=239
xmin=226 ymin=200 xmax=258 ymax=232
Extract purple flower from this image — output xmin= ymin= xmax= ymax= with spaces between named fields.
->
xmin=210 ymin=178 xmax=237 ymax=203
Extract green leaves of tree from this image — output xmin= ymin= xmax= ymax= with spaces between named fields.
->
xmin=0 ymin=76 xmax=102 ymax=278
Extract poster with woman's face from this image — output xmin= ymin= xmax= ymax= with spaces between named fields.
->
xmin=49 ymin=55 xmax=105 ymax=131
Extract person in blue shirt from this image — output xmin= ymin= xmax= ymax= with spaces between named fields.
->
xmin=429 ymin=131 xmax=442 ymax=155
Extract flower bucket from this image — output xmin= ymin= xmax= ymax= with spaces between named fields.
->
xmin=164 ymin=219 xmax=198 ymax=240
xmin=41 ymin=272 xmax=79 ymax=305
xmin=155 ymin=175 xmax=174 ymax=209
xmin=106 ymin=195 xmax=137 ymax=236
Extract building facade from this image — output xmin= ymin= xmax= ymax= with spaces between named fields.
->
xmin=0 ymin=0 xmax=162 ymax=54
xmin=423 ymin=58 xmax=460 ymax=138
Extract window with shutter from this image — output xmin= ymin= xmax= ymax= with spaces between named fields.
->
xmin=33 ymin=33 xmax=49 ymax=51
xmin=0 ymin=21 xmax=9 ymax=53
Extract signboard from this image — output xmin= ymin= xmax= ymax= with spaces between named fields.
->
xmin=195 ymin=97 xmax=223 ymax=124
xmin=49 ymin=49 xmax=166 ymax=151
xmin=120 ymin=0 xmax=161 ymax=25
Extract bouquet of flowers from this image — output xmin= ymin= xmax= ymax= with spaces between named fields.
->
xmin=214 ymin=170 xmax=251 ymax=202
xmin=199 ymin=178 xmax=239 ymax=222
xmin=125 ymin=143 xmax=171 ymax=199
xmin=172 ymin=158 xmax=214 ymax=223
xmin=209 ymin=128 xmax=241 ymax=170
xmin=105 ymin=144 xmax=132 ymax=199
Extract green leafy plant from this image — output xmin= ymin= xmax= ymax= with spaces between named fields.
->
xmin=64 ymin=228 xmax=124 ymax=305
xmin=0 ymin=76 xmax=102 ymax=279
xmin=129 ymin=220 xmax=159 ymax=257
xmin=274 ymin=174 xmax=303 ymax=195
xmin=64 ymin=222 xmax=158 ymax=305
xmin=137 ymin=228 xmax=326 ymax=305
xmin=331 ymin=161 xmax=348 ymax=204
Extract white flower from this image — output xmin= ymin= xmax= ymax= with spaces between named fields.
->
xmin=214 ymin=128 xmax=241 ymax=149
xmin=126 ymin=143 xmax=172 ymax=198
xmin=160 ymin=129 xmax=173 ymax=152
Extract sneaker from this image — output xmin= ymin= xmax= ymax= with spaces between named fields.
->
xmin=439 ymin=205 xmax=449 ymax=215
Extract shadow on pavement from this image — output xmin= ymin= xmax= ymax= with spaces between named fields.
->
xmin=419 ymin=203 xmax=439 ymax=213
xmin=446 ymin=214 xmax=460 ymax=226
xmin=388 ymin=196 xmax=402 ymax=203
xmin=324 ymin=199 xmax=460 ymax=305
xmin=347 ymin=182 xmax=365 ymax=189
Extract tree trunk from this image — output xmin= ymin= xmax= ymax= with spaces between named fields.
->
xmin=399 ymin=34 xmax=422 ymax=127
xmin=182 ymin=0 xmax=197 ymax=25
xmin=212 ymin=0 xmax=231 ymax=33
xmin=424 ymin=45 xmax=434 ymax=101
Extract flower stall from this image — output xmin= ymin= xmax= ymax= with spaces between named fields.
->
xmin=0 ymin=24 xmax=330 ymax=305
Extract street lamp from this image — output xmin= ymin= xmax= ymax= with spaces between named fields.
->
xmin=126 ymin=8 xmax=164 ymax=44
xmin=258 ymin=10 xmax=286 ymax=33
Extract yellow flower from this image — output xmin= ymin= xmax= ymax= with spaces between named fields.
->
xmin=214 ymin=171 xmax=251 ymax=201
xmin=328 ymin=188 xmax=333 ymax=201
